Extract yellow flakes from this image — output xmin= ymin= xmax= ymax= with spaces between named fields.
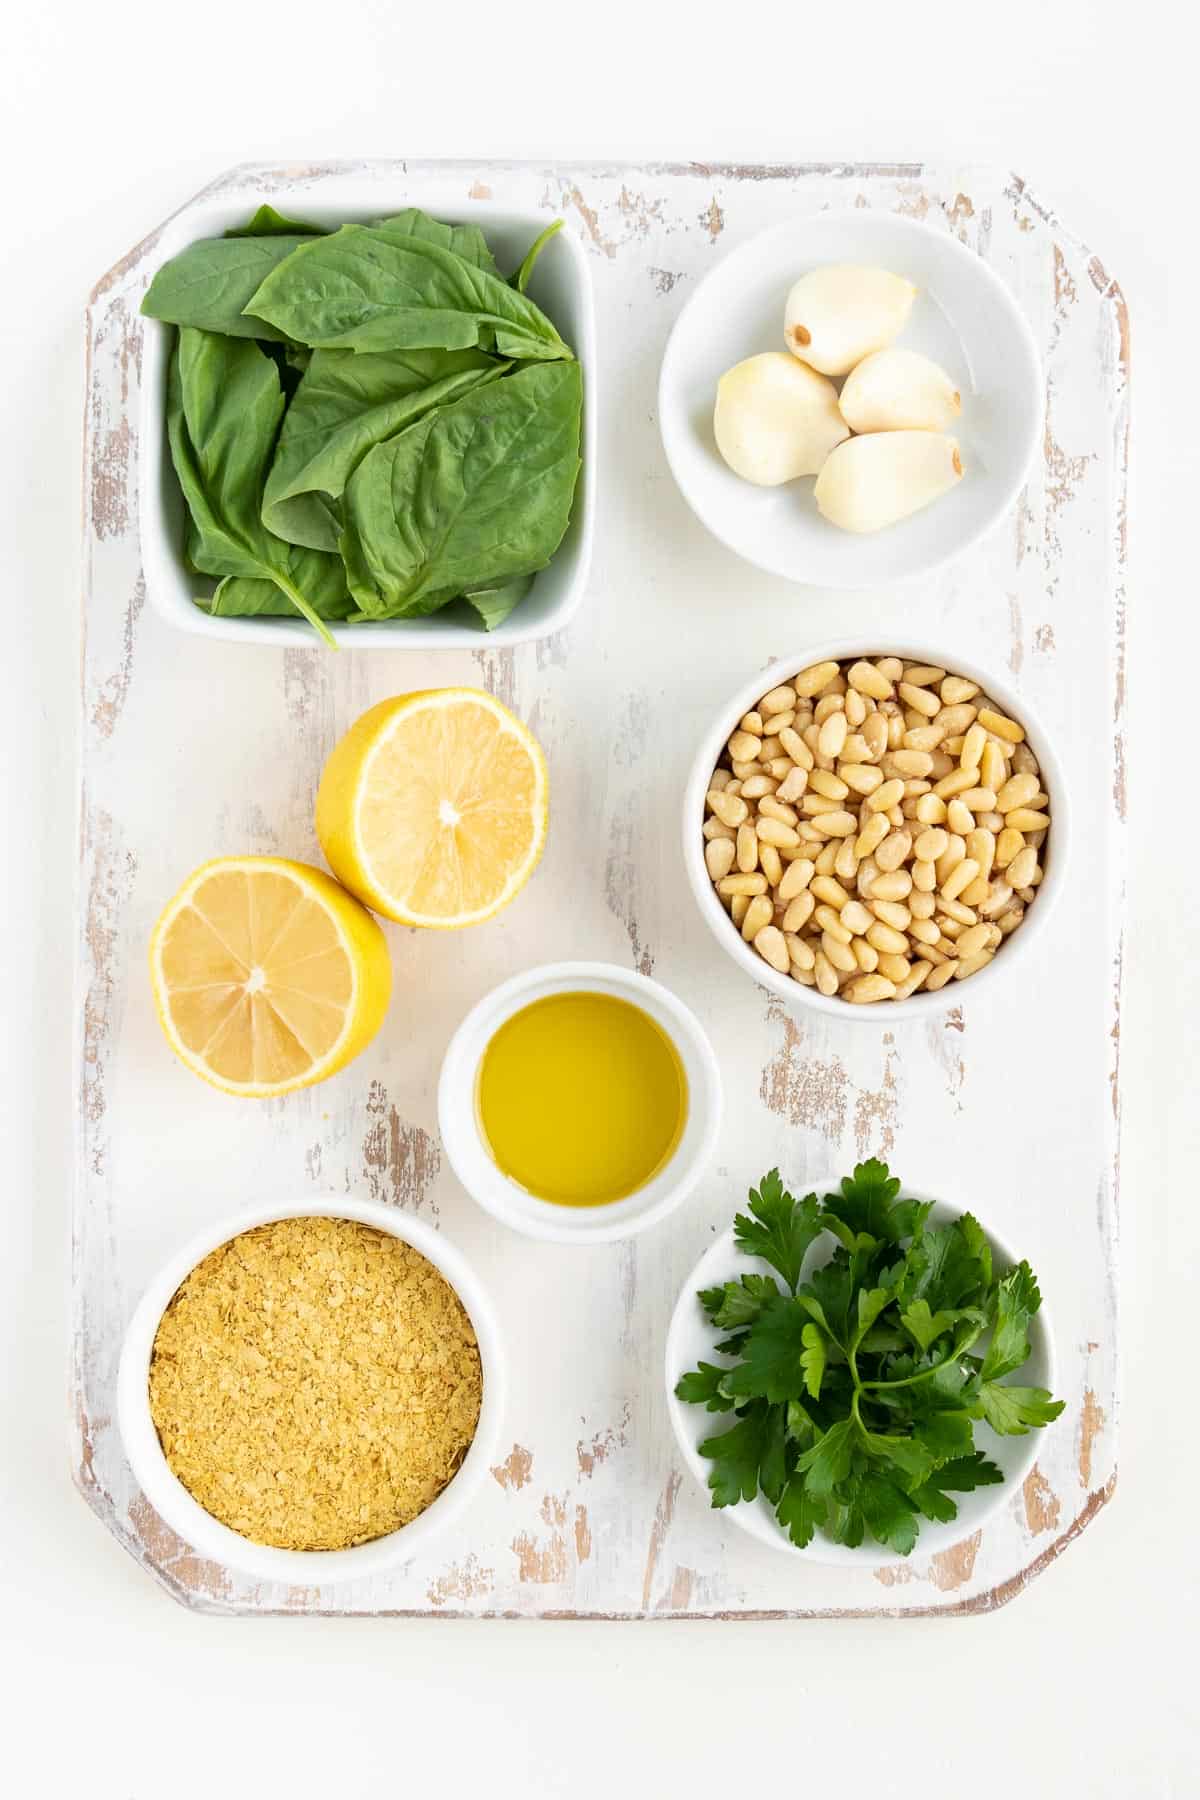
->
xmin=148 ymin=1217 xmax=482 ymax=1552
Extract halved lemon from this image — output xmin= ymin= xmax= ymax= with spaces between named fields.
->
xmin=316 ymin=689 xmax=548 ymax=929
xmin=149 ymin=856 xmax=391 ymax=1097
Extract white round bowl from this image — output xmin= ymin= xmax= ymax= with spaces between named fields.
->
xmin=666 ymin=1192 xmax=1057 ymax=1567
xmin=117 ymin=1196 xmax=505 ymax=1585
xmin=683 ymin=639 xmax=1069 ymax=1022
xmin=658 ymin=211 xmax=1042 ymax=587
xmin=438 ymin=961 xmax=722 ymax=1244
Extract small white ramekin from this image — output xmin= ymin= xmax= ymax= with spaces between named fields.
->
xmin=438 ymin=961 xmax=722 ymax=1244
xmin=117 ymin=1196 xmax=504 ymax=1585
xmin=682 ymin=640 xmax=1070 ymax=1021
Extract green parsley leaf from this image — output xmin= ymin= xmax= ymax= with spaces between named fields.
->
xmin=720 ymin=1297 xmax=812 ymax=1404
xmin=977 ymin=1383 xmax=1066 ymax=1436
xmin=980 ymin=1261 xmax=1043 ymax=1382
xmin=900 ymin=1297 xmax=978 ymax=1353
xmin=800 ymin=1323 xmax=826 ymax=1399
xmin=796 ymin=1417 xmax=855 ymax=1497
xmin=860 ymin=1471 xmax=920 ymax=1555
xmin=776 ymin=1475 xmax=826 ymax=1548
xmin=674 ymin=1362 xmax=736 ymax=1412
xmin=697 ymin=1272 xmax=782 ymax=1330
xmin=733 ymin=1170 xmax=825 ymax=1292
xmin=697 ymin=1404 xmax=776 ymax=1506
xmin=823 ymin=1158 xmax=901 ymax=1239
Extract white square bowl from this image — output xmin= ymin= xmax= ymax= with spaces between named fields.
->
xmin=137 ymin=186 xmax=596 ymax=649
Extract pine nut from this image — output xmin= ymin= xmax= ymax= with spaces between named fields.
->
xmin=862 ymin=713 xmax=889 ymax=759
xmin=941 ymin=857 xmax=981 ymax=903
xmin=955 ymin=923 xmax=993 ymax=960
xmin=741 ymin=895 xmax=773 ymax=941
xmin=935 ymin=766 xmax=980 ymax=800
xmin=870 ymin=869 xmax=913 ymax=901
xmin=754 ymin=925 xmax=791 ymax=973
xmin=757 ymin=817 xmax=801 ymax=847
xmin=706 ymin=839 xmax=735 ymax=881
xmin=866 ymin=778 xmax=905 ymax=814
xmin=760 ymin=685 xmax=797 ymax=715
xmin=787 ymin=935 xmax=815 ymax=971
xmin=709 ymin=790 xmax=749 ymax=827
xmin=871 ymin=899 xmax=912 ymax=931
xmin=914 ymin=827 xmax=949 ymax=862
xmin=846 ymin=974 xmax=898 ymax=1003
xmin=854 ymin=812 xmax=891 ymax=859
xmin=779 ymin=727 xmax=814 ymax=769
xmin=893 ymin=964 xmax=931 ymax=1000
xmin=841 ymin=763 xmax=885 ymax=796
xmin=875 ymin=829 xmax=913 ymax=872
xmin=935 ymin=703 xmax=978 ymax=737
xmin=760 ymin=844 xmax=783 ymax=887
xmin=978 ymin=707 xmax=1024 ymax=743
xmin=848 ymin=660 xmax=894 ymax=699
xmin=718 ymin=872 xmax=768 ymax=897
xmin=814 ymin=951 xmax=839 ymax=996
xmin=815 ymin=904 xmax=852 ymax=943
xmin=1006 ymin=845 xmax=1039 ymax=889
xmin=704 ymin=660 xmax=1049 ymax=1003
xmin=775 ymin=765 xmax=809 ymax=803
xmin=898 ymin=682 xmax=942 ymax=718
xmin=795 ymin=661 xmax=840 ymax=698
xmin=808 ymin=768 xmax=849 ymax=801
xmin=782 ymin=892 xmax=816 ymax=933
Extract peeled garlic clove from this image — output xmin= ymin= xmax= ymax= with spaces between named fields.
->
xmin=839 ymin=348 xmax=962 ymax=433
xmin=784 ymin=265 xmax=917 ymax=377
xmin=814 ymin=433 xmax=963 ymax=533
xmin=713 ymin=352 xmax=849 ymax=486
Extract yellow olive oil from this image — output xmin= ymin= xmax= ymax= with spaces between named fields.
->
xmin=476 ymin=992 xmax=688 ymax=1206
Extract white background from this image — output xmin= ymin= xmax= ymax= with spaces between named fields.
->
xmin=1 ymin=4 xmax=1190 ymax=1794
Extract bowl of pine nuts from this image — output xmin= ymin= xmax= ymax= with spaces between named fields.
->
xmin=684 ymin=643 xmax=1068 ymax=1017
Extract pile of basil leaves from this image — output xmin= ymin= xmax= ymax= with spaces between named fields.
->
xmin=143 ymin=205 xmax=582 ymax=645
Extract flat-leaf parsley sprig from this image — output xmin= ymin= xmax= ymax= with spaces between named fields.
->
xmin=675 ymin=1163 xmax=1064 ymax=1556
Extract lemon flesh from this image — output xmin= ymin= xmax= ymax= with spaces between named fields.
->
xmin=149 ymin=856 xmax=391 ymax=1097
xmin=316 ymin=689 xmax=548 ymax=929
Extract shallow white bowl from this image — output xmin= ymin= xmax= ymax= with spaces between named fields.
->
xmin=659 ymin=211 xmax=1041 ymax=587
xmin=682 ymin=639 xmax=1069 ymax=1021
xmin=438 ymin=961 xmax=722 ymax=1244
xmin=117 ymin=1196 xmax=504 ymax=1584
xmin=666 ymin=1192 xmax=1057 ymax=1567
xmin=139 ymin=187 xmax=596 ymax=648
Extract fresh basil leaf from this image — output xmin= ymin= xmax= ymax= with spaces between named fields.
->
xmin=376 ymin=208 xmax=499 ymax=274
xmin=511 ymin=219 xmax=563 ymax=292
xmin=166 ymin=328 xmax=347 ymax=644
xmin=245 ymin=224 xmax=573 ymax=360
xmin=463 ymin=576 xmax=534 ymax=630
xmin=262 ymin=346 xmax=504 ymax=550
xmin=226 ymin=205 xmax=325 ymax=238
xmin=143 ymin=236 xmax=315 ymax=343
xmin=340 ymin=361 xmax=581 ymax=618
xmin=199 ymin=574 xmax=355 ymax=620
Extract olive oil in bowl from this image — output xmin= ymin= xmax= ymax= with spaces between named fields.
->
xmin=475 ymin=992 xmax=688 ymax=1206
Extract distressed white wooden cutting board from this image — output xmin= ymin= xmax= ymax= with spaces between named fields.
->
xmin=76 ymin=160 xmax=1125 ymax=1616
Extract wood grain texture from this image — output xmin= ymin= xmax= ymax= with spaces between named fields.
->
xmin=74 ymin=160 xmax=1126 ymax=1617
